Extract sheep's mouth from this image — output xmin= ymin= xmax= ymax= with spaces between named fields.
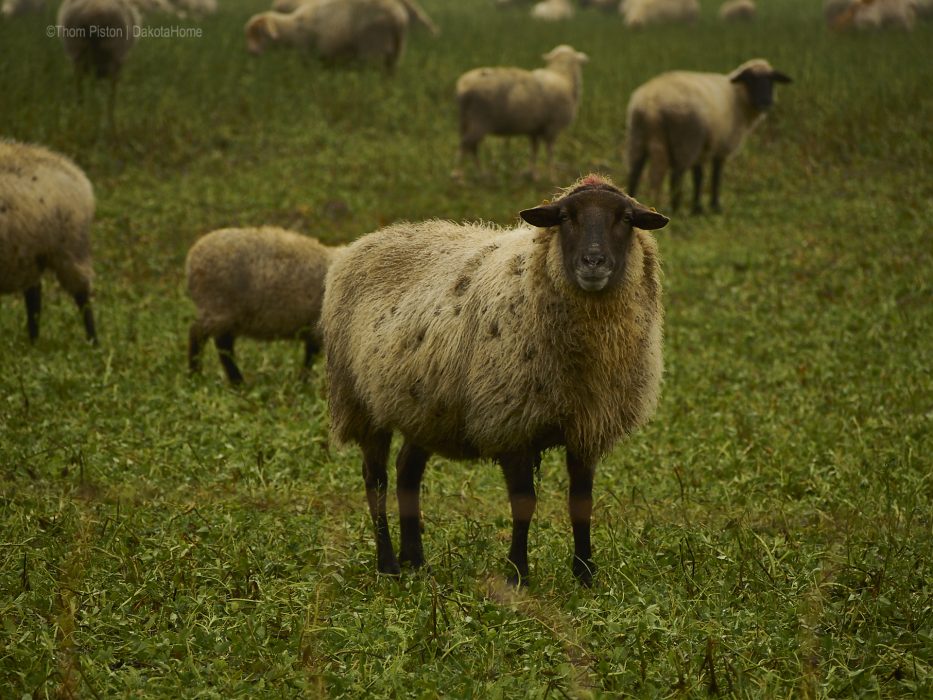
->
xmin=575 ymin=270 xmax=611 ymax=292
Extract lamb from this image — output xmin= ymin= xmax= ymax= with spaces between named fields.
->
xmin=245 ymin=0 xmax=430 ymax=69
xmin=624 ymin=58 xmax=791 ymax=214
xmin=718 ymin=0 xmax=755 ymax=21
xmin=321 ymin=174 xmax=670 ymax=586
xmin=185 ymin=227 xmax=342 ymax=385
xmin=531 ymin=0 xmax=575 ymax=21
xmin=454 ymin=45 xmax=589 ymax=181
xmin=0 ymin=139 xmax=97 ymax=345
xmin=622 ymin=0 xmax=700 ymax=27
xmin=829 ymin=0 xmax=915 ymax=30
xmin=1 ymin=0 xmax=45 ymax=16
xmin=57 ymin=0 xmax=140 ymax=122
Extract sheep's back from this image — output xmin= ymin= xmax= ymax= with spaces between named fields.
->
xmin=0 ymin=141 xmax=94 ymax=294
xmin=457 ymin=67 xmax=563 ymax=135
xmin=186 ymin=228 xmax=330 ymax=340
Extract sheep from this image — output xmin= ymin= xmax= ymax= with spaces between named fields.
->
xmin=624 ymin=58 xmax=791 ymax=214
xmin=911 ymin=0 xmax=933 ymax=20
xmin=269 ymin=0 xmax=438 ymax=33
xmin=0 ymin=139 xmax=97 ymax=345
xmin=531 ymin=0 xmax=575 ymax=21
xmin=622 ymin=0 xmax=700 ymax=27
xmin=57 ymin=0 xmax=140 ymax=123
xmin=1 ymin=0 xmax=45 ymax=17
xmin=245 ymin=0 xmax=416 ymax=70
xmin=321 ymin=174 xmax=670 ymax=586
xmin=454 ymin=45 xmax=589 ymax=181
xmin=718 ymin=0 xmax=755 ymax=21
xmin=185 ymin=226 xmax=342 ymax=385
xmin=829 ymin=0 xmax=915 ymax=30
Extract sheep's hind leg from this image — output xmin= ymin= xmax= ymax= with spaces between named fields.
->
xmin=362 ymin=429 xmax=400 ymax=575
xmin=397 ymin=441 xmax=430 ymax=569
xmin=500 ymin=453 xmax=540 ymax=586
xmin=73 ymin=288 xmax=97 ymax=345
xmin=24 ymin=283 xmax=41 ymax=343
xmin=188 ymin=322 xmax=208 ymax=374
xmin=627 ymin=152 xmax=647 ymax=197
xmin=214 ymin=333 xmax=244 ymax=385
xmin=669 ymin=167 xmax=686 ymax=213
xmin=691 ymin=164 xmax=704 ymax=215
xmin=301 ymin=333 xmax=319 ymax=378
xmin=566 ymin=450 xmax=596 ymax=586
xmin=710 ymin=157 xmax=725 ymax=214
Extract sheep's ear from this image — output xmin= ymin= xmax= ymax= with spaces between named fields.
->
xmin=770 ymin=70 xmax=792 ymax=84
xmin=520 ymin=205 xmax=561 ymax=229
xmin=729 ymin=68 xmax=752 ymax=84
xmin=631 ymin=205 xmax=669 ymax=231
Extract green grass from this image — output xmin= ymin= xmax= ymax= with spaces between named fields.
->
xmin=1 ymin=0 xmax=932 ymax=696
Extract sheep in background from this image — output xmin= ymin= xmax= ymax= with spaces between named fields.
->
xmin=0 ymin=140 xmax=97 ymax=345
xmin=269 ymin=0 xmax=439 ymax=34
xmin=719 ymin=0 xmax=755 ymax=21
xmin=185 ymin=227 xmax=342 ymax=385
xmin=454 ymin=45 xmax=589 ymax=181
xmin=624 ymin=58 xmax=791 ymax=214
xmin=911 ymin=0 xmax=933 ymax=19
xmin=1 ymin=0 xmax=45 ymax=16
xmin=622 ymin=0 xmax=699 ymax=27
xmin=830 ymin=0 xmax=915 ymax=30
xmin=531 ymin=0 xmax=574 ymax=21
xmin=322 ymin=174 xmax=669 ymax=585
xmin=171 ymin=0 xmax=217 ymax=17
xmin=57 ymin=0 xmax=140 ymax=124
xmin=245 ymin=0 xmax=418 ymax=70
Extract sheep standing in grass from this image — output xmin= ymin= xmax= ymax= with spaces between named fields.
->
xmin=531 ymin=0 xmax=574 ymax=21
xmin=57 ymin=0 xmax=140 ymax=123
xmin=624 ymin=58 xmax=791 ymax=214
xmin=1 ymin=0 xmax=46 ymax=16
xmin=454 ymin=45 xmax=589 ymax=181
xmin=185 ymin=227 xmax=342 ymax=385
xmin=245 ymin=0 xmax=432 ymax=69
xmin=0 ymin=139 xmax=97 ymax=345
xmin=322 ymin=175 xmax=669 ymax=585
xmin=829 ymin=0 xmax=916 ymax=30
xmin=622 ymin=0 xmax=699 ymax=27
xmin=719 ymin=0 xmax=755 ymax=21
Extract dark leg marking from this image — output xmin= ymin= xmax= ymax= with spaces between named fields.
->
xmin=711 ymin=157 xmax=725 ymax=214
xmin=691 ymin=164 xmax=704 ymax=215
xmin=24 ymin=283 xmax=41 ymax=343
xmin=73 ymin=289 xmax=97 ymax=345
xmin=567 ymin=450 xmax=596 ymax=586
xmin=500 ymin=453 xmax=539 ymax=586
xmin=396 ymin=441 xmax=430 ymax=569
xmin=628 ymin=153 xmax=648 ymax=197
xmin=362 ymin=429 xmax=399 ymax=575
xmin=669 ymin=167 xmax=686 ymax=213
xmin=214 ymin=333 xmax=243 ymax=385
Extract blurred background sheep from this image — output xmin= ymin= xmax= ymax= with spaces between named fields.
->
xmin=454 ymin=45 xmax=589 ymax=181
xmin=719 ymin=0 xmax=755 ymax=21
xmin=829 ymin=0 xmax=916 ymax=30
xmin=1 ymin=0 xmax=45 ymax=16
xmin=624 ymin=58 xmax=792 ymax=213
xmin=0 ymin=140 xmax=97 ymax=346
xmin=531 ymin=0 xmax=574 ymax=21
xmin=623 ymin=0 xmax=700 ymax=27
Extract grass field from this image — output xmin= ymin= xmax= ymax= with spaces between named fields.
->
xmin=1 ymin=0 xmax=932 ymax=696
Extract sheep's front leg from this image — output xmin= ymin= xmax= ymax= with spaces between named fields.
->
xmin=500 ymin=453 xmax=539 ymax=586
xmin=74 ymin=288 xmax=97 ymax=345
xmin=214 ymin=334 xmax=243 ymax=385
xmin=24 ymin=283 xmax=41 ymax=343
xmin=362 ymin=430 xmax=400 ymax=575
xmin=396 ymin=441 xmax=429 ymax=569
xmin=566 ymin=450 xmax=596 ymax=586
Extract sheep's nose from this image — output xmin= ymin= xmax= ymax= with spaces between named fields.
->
xmin=582 ymin=253 xmax=606 ymax=268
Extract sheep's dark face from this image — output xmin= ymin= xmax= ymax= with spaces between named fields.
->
xmin=731 ymin=66 xmax=792 ymax=111
xmin=520 ymin=188 xmax=669 ymax=294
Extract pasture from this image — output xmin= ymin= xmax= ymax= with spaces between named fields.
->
xmin=1 ymin=0 xmax=931 ymax=696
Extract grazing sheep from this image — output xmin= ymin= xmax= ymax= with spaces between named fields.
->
xmin=531 ymin=0 xmax=574 ymax=21
xmin=1 ymin=0 xmax=45 ymax=16
xmin=57 ymin=0 xmax=140 ymax=123
xmin=245 ymin=0 xmax=415 ymax=69
xmin=322 ymin=175 xmax=670 ymax=585
xmin=185 ymin=227 xmax=342 ymax=385
xmin=830 ymin=0 xmax=915 ymax=30
xmin=0 ymin=139 xmax=97 ymax=345
xmin=269 ymin=0 xmax=438 ymax=33
xmin=454 ymin=45 xmax=589 ymax=181
xmin=719 ymin=0 xmax=755 ymax=21
xmin=622 ymin=0 xmax=700 ymax=27
xmin=624 ymin=58 xmax=791 ymax=213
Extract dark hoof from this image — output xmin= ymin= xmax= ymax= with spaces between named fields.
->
xmin=377 ymin=560 xmax=401 ymax=576
xmin=572 ymin=557 xmax=596 ymax=587
xmin=399 ymin=551 xmax=425 ymax=570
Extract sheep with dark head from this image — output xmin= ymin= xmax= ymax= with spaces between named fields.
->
xmin=322 ymin=175 xmax=669 ymax=586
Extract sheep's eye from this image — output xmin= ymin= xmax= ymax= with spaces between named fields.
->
xmin=558 ymin=212 xmax=571 ymax=223
xmin=620 ymin=211 xmax=633 ymax=224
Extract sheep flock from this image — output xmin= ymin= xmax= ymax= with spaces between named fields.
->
xmin=1 ymin=0 xmax=928 ymax=590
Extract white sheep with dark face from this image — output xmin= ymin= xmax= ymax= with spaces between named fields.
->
xmin=321 ymin=175 xmax=669 ymax=586
xmin=624 ymin=58 xmax=792 ymax=213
